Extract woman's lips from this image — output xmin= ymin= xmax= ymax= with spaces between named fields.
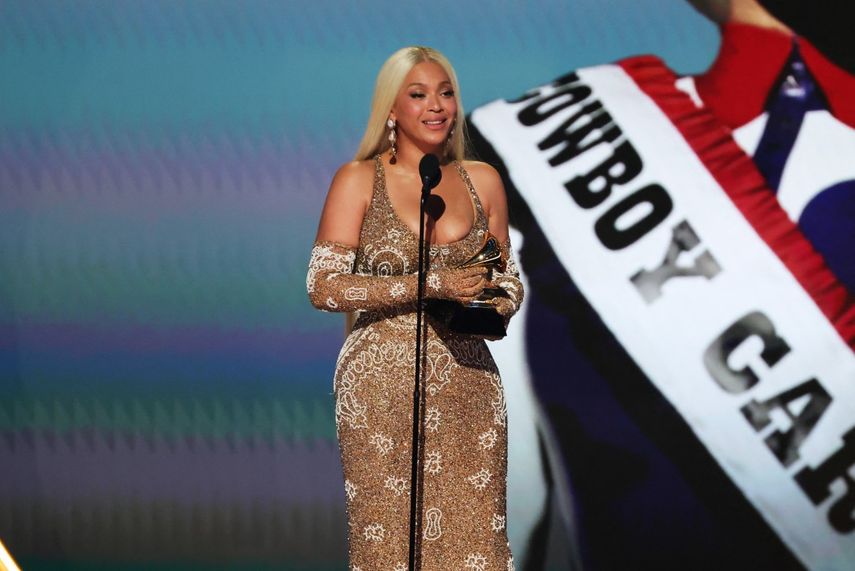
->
xmin=422 ymin=118 xmax=447 ymax=131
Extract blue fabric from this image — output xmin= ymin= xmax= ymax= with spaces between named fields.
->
xmin=753 ymin=43 xmax=854 ymax=294
xmin=753 ymin=43 xmax=826 ymax=192
xmin=800 ymin=180 xmax=855 ymax=292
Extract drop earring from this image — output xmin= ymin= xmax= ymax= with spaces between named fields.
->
xmin=387 ymin=118 xmax=397 ymax=164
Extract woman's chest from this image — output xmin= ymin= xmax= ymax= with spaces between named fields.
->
xmin=354 ymin=224 xmax=486 ymax=276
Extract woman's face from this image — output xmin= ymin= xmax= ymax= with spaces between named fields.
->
xmin=390 ymin=61 xmax=457 ymax=154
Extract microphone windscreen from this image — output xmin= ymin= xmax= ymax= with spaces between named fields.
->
xmin=419 ymin=154 xmax=442 ymax=191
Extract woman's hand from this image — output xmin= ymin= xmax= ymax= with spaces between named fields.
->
xmin=426 ymin=267 xmax=488 ymax=304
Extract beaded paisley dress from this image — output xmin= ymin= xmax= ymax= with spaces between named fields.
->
xmin=307 ymin=156 xmax=522 ymax=571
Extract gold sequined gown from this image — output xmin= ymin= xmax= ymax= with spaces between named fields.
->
xmin=307 ymin=157 xmax=523 ymax=571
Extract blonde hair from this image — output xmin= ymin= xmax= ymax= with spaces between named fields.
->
xmin=354 ymin=46 xmax=467 ymax=163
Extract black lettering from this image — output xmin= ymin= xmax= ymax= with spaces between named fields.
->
xmin=553 ymin=71 xmax=582 ymax=87
xmin=518 ymin=82 xmax=592 ymax=126
xmin=741 ymin=378 xmax=832 ymax=467
xmin=631 ymin=220 xmax=722 ymax=303
xmin=703 ymin=311 xmax=791 ymax=393
xmin=538 ymin=101 xmax=621 ymax=167
xmin=507 ymin=90 xmax=539 ymax=104
xmin=507 ymin=72 xmax=582 ymax=104
xmin=795 ymin=425 xmax=855 ymax=533
xmin=564 ymin=140 xmax=643 ymax=209
xmin=594 ymin=183 xmax=673 ymax=250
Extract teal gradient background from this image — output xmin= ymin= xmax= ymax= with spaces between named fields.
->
xmin=0 ymin=1 xmax=717 ymax=568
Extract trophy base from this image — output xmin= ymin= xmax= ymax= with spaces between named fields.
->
xmin=448 ymin=304 xmax=507 ymax=339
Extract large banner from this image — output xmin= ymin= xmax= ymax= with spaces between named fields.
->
xmin=471 ymin=32 xmax=855 ymax=570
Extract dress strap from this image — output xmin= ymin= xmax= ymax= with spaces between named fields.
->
xmin=371 ymin=154 xmax=392 ymax=210
xmin=454 ymin=161 xmax=487 ymax=219
xmin=373 ymin=154 xmax=384 ymax=190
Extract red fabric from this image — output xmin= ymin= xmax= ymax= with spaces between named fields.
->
xmin=694 ymin=23 xmax=792 ymax=129
xmin=619 ymin=55 xmax=855 ymax=349
xmin=694 ymin=23 xmax=855 ymax=130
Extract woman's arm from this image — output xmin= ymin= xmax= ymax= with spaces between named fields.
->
xmin=465 ymin=162 xmax=525 ymax=323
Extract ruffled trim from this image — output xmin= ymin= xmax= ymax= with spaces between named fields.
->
xmin=619 ymin=55 xmax=855 ymax=349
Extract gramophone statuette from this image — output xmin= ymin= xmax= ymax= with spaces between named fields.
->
xmin=448 ymin=233 xmax=509 ymax=338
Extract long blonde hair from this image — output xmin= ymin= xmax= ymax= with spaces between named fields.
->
xmin=354 ymin=46 xmax=467 ymax=163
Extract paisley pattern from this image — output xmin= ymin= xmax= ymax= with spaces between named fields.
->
xmin=309 ymin=156 xmax=521 ymax=569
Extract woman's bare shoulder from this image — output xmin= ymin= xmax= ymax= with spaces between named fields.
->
xmin=461 ymin=160 xmax=505 ymax=200
xmin=314 ymin=160 xmax=377 ymax=244
xmin=460 ymin=159 xmax=500 ymax=177
xmin=331 ymin=160 xmax=376 ymax=191
xmin=324 ymin=160 xmax=376 ymax=207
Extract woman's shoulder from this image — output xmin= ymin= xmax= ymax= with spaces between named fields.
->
xmin=459 ymin=159 xmax=499 ymax=175
xmin=460 ymin=160 xmax=509 ymax=234
xmin=459 ymin=160 xmax=505 ymax=198
xmin=316 ymin=159 xmax=377 ymax=244
xmin=328 ymin=159 xmax=376 ymax=199
xmin=332 ymin=159 xmax=376 ymax=185
xmin=460 ymin=159 xmax=501 ymax=181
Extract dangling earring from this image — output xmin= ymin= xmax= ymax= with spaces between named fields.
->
xmin=446 ymin=123 xmax=455 ymax=157
xmin=387 ymin=118 xmax=397 ymax=164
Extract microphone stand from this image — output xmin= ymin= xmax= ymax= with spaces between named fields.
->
xmin=408 ymin=184 xmax=427 ymax=571
xmin=408 ymin=155 xmax=438 ymax=571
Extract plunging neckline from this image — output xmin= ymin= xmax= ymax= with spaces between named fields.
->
xmin=377 ymin=157 xmax=482 ymax=248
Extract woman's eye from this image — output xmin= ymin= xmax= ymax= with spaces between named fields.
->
xmin=409 ymin=92 xmax=425 ymax=99
xmin=442 ymin=90 xmax=455 ymax=97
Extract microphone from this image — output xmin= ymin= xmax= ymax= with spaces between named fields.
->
xmin=411 ymin=156 xmax=440 ymax=571
xmin=419 ymin=153 xmax=442 ymax=195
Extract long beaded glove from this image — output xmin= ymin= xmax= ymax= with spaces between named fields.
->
xmin=306 ymin=241 xmax=486 ymax=313
xmin=490 ymin=239 xmax=524 ymax=324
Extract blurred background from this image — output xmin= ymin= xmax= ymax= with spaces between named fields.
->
xmin=0 ymin=1 xmax=720 ymax=569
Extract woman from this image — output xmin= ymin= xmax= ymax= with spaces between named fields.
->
xmin=307 ymin=46 xmax=522 ymax=570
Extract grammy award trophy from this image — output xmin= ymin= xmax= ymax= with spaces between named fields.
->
xmin=446 ymin=233 xmax=509 ymax=338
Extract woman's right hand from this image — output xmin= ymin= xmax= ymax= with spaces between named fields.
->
xmin=426 ymin=267 xmax=488 ymax=304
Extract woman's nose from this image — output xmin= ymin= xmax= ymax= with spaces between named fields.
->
xmin=427 ymin=94 xmax=443 ymax=112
